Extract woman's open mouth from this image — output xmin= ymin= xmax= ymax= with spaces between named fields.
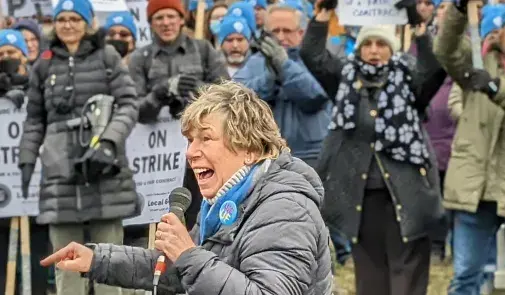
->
xmin=194 ymin=168 xmax=215 ymax=182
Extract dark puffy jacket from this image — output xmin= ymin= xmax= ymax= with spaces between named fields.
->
xmin=85 ymin=152 xmax=333 ymax=295
xmin=19 ymin=32 xmax=140 ymax=224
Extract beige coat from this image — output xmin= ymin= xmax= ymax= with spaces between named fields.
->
xmin=434 ymin=4 xmax=505 ymax=216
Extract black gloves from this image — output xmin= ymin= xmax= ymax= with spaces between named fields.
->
xmin=0 ymin=73 xmax=11 ymax=93
xmin=20 ymin=164 xmax=35 ymax=199
xmin=464 ymin=69 xmax=500 ymax=99
xmin=318 ymin=0 xmax=337 ymax=11
xmin=395 ymin=0 xmax=422 ymax=26
xmin=153 ymin=74 xmax=198 ymax=118
xmin=74 ymin=140 xmax=120 ymax=182
xmin=5 ymin=89 xmax=25 ymax=109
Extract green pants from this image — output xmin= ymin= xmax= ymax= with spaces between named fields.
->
xmin=49 ymin=219 xmax=124 ymax=295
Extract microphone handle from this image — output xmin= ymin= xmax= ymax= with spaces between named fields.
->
xmin=170 ymin=206 xmax=186 ymax=226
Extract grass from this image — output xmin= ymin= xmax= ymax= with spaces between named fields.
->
xmin=333 ymin=259 xmax=453 ymax=295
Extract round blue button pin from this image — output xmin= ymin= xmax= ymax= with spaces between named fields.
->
xmin=219 ymin=200 xmax=238 ymax=225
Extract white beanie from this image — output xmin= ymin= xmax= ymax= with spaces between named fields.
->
xmin=355 ymin=25 xmax=400 ymax=53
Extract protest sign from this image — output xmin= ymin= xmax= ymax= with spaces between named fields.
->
xmin=126 ymin=0 xmax=152 ymax=48
xmin=0 ymin=99 xmax=40 ymax=218
xmin=337 ymin=0 xmax=408 ymax=26
xmin=123 ymin=109 xmax=187 ymax=226
xmin=1 ymin=0 xmax=53 ymax=18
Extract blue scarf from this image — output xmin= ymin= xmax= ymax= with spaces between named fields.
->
xmin=199 ymin=165 xmax=258 ymax=244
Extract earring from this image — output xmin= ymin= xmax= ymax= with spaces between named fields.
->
xmin=245 ymin=157 xmax=252 ymax=165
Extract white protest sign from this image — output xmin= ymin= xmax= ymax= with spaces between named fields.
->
xmin=123 ymin=112 xmax=187 ymax=226
xmin=337 ymin=0 xmax=408 ymax=26
xmin=0 ymin=99 xmax=41 ymax=218
xmin=126 ymin=0 xmax=152 ymax=48
xmin=51 ymin=0 xmax=128 ymax=12
xmin=1 ymin=0 xmax=53 ymax=18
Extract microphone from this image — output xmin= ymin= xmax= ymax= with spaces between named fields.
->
xmin=153 ymin=187 xmax=192 ymax=293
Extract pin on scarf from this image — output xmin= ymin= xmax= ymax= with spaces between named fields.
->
xmin=219 ymin=200 xmax=238 ymax=225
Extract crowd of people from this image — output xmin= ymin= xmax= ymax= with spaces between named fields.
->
xmin=0 ymin=0 xmax=504 ymax=293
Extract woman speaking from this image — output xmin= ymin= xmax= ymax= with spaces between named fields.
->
xmin=40 ymin=81 xmax=333 ymax=295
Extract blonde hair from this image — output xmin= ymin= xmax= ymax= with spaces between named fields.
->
xmin=181 ymin=80 xmax=289 ymax=161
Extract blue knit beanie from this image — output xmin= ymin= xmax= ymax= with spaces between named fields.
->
xmin=104 ymin=11 xmax=137 ymax=40
xmin=218 ymin=15 xmax=252 ymax=45
xmin=244 ymin=0 xmax=267 ymax=9
xmin=480 ymin=5 xmax=505 ymax=39
xmin=53 ymin=0 xmax=94 ymax=25
xmin=189 ymin=0 xmax=213 ymax=12
xmin=227 ymin=2 xmax=256 ymax=30
xmin=0 ymin=29 xmax=28 ymax=57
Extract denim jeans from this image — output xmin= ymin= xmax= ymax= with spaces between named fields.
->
xmin=448 ymin=202 xmax=503 ymax=295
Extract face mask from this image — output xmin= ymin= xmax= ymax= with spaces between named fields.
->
xmin=210 ymin=20 xmax=221 ymax=35
xmin=107 ymin=39 xmax=129 ymax=58
xmin=0 ymin=58 xmax=21 ymax=75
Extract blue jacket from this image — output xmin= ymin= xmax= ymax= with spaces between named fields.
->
xmin=234 ymin=49 xmax=331 ymax=160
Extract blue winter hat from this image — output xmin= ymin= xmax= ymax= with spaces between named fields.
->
xmin=53 ymin=0 xmax=94 ymax=25
xmin=432 ymin=0 xmax=453 ymax=8
xmin=189 ymin=0 xmax=213 ymax=12
xmin=227 ymin=2 xmax=256 ymax=30
xmin=244 ymin=0 xmax=267 ymax=9
xmin=0 ymin=29 xmax=28 ymax=57
xmin=104 ymin=11 xmax=138 ymax=40
xmin=218 ymin=15 xmax=252 ymax=45
xmin=480 ymin=5 xmax=505 ymax=38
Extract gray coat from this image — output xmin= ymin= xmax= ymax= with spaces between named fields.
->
xmin=85 ymin=153 xmax=333 ymax=295
xmin=128 ymin=34 xmax=229 ymax=124
xmin=19 ymin=33 xmax=140 ymax=224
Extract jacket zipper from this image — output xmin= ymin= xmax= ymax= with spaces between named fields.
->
xmin=68 ymin=56 xmax=84 ymax=212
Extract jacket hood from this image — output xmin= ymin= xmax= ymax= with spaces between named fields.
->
xmin=251 ymin=151 xmax=324 ymax=209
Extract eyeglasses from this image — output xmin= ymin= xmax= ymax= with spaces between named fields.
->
xmin=108 ymin=30 xmax=131 ymax=39
xmin=55 ymin=17 xmax=83 ymax=26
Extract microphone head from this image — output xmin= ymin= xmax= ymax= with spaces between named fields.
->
xmin=169 ymin=187 xmax=192 ymax=213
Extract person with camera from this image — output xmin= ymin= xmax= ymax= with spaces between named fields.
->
xmin=18 ymin=0 xmax=139 ymax=294
xmin=234 ymin=3 xmax=331 ymax=169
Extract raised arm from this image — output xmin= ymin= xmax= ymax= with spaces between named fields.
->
xmin=433 ymin=4 xmax=473 ymax=88
xmin=300 ymin=10 xmax=343 ymax=99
